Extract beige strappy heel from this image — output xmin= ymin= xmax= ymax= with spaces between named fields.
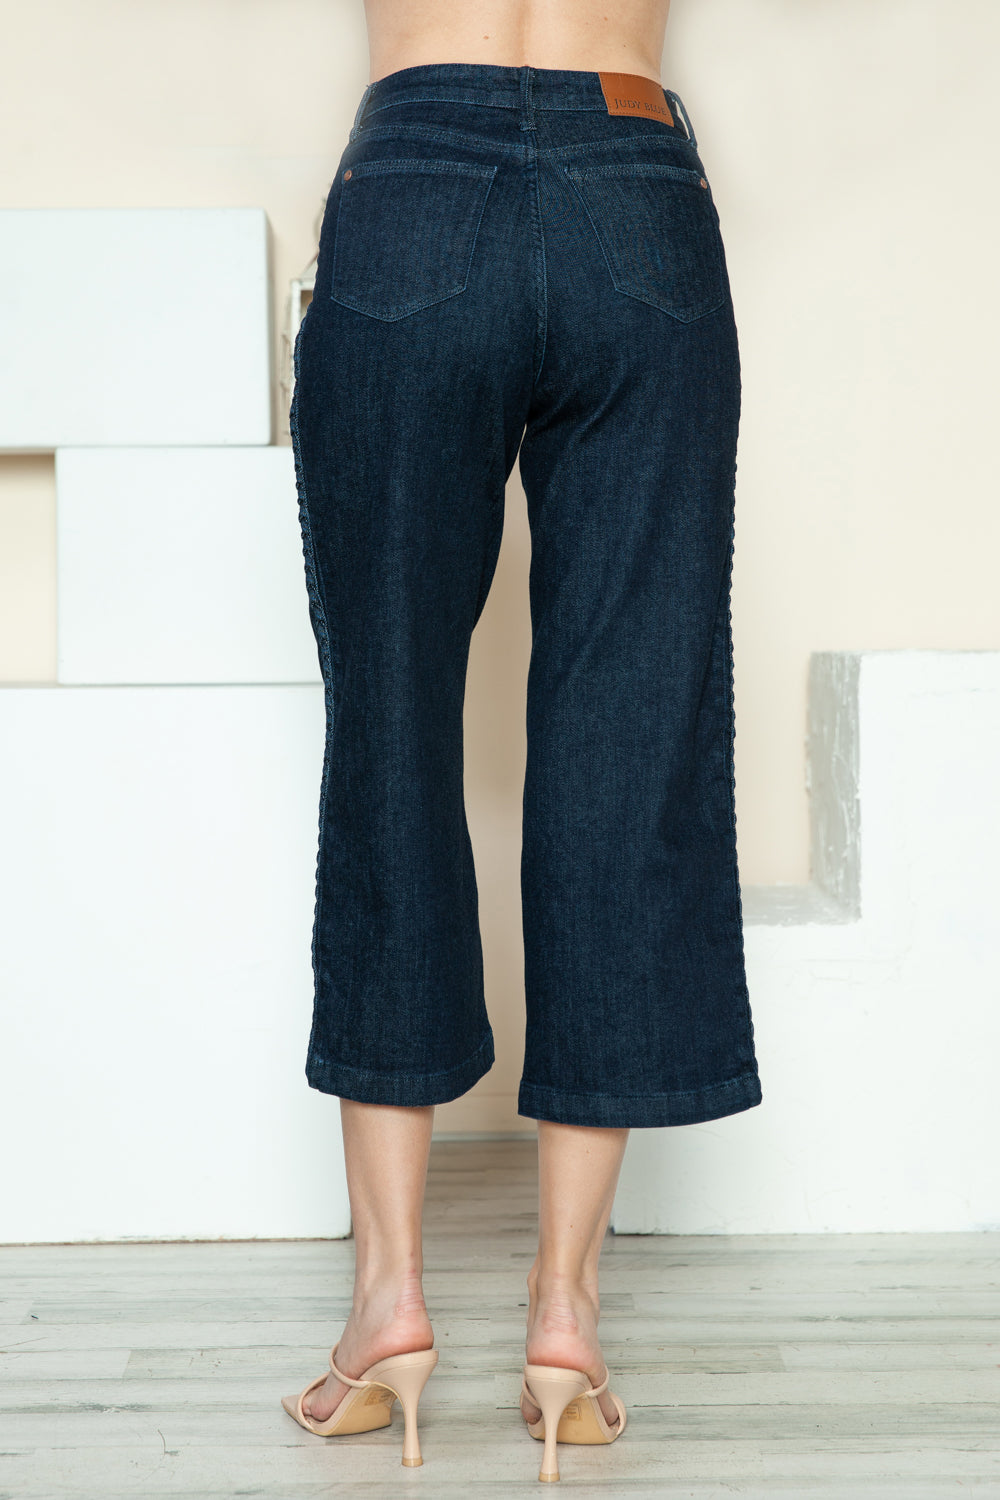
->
xmin=281 ymin=1340 xmax=439 ymax=1466
xmin=521 ymin=1362 xmax=627 ymax=1482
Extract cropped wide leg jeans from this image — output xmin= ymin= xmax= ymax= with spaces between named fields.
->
xmin=290 ymin=63 xmax=763 ymax=1128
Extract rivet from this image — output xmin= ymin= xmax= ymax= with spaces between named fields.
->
xmin=699 ymin=177 xmax=707 ymax=188
xmin=344 ymin=169 xmax=352 ymax=181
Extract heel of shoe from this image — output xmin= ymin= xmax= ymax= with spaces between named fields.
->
xmin=377 ymin=1350 xmax=439 ymax=1467
xmin=523 ymin=1364 xmax=590 ymax=1483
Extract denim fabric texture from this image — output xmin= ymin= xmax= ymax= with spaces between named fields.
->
xmin=290 ymin=63 xmax=763 ymax=1128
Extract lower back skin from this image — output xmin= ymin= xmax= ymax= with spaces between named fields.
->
xmin=362 ymin=0 xmax=672 ymax=85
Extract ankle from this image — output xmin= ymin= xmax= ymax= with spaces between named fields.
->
xmin=531 ymin=1264 xmax=600 ymax=1309
xmin=353 ymin=1264 xmax=429 ymax=1323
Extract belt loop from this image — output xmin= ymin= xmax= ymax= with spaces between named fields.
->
xmin=664 ymin=88 xmax=697 ymax=150
xmin=349 ymin=81 xmax=376 ymax=140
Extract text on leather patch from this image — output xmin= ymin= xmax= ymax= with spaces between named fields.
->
xmin=598 ymin=73 xmax=674 ymax=125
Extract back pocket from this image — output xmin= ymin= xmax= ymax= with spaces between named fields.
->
xmin=564 ymin=161 xmax=726 ymax=323
xmin=331 ymin=158 xmax=498 ymax=321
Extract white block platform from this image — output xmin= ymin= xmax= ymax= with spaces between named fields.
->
xmin=613 ymin=650 xmax=1000 ymax=1235
xmin=0 ymin=684 xmax=349 ymax=1243
xmin=0 ymin=210 xmax=271 ymax=449
xmin=56 ymin=447 xmax=321 ymax=685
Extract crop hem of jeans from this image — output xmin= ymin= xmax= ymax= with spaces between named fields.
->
xmin=517 ymin=1070 xmax=762 ymax=1128
xmin=306 ymin=1030 xmax=495 ymax=1106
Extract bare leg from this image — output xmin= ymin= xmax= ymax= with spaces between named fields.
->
xmin=302 ymin=1099 xmax=436 ymax=1422
xmin=521 ymin=1121 xmax=630 ymax=1431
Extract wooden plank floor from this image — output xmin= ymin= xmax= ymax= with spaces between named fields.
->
xmin=1 ymin=1137 xmax=998 ymax=1498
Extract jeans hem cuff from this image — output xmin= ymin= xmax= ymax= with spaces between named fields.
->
xmin=306 ymin=1030 xmax=495 ymax=1106
xmin=517 ymin=1070 xmax=762 ymax=1128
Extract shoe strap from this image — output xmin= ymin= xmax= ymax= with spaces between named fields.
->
xmin=328 ymin=1340 xmax=373 ymax=1389
xmin=522 ymin=1366 xmax=610 ymax=1402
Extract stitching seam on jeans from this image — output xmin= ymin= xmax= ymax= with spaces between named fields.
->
xmin=311 ymin=1031 xmax=495 ymax=1086
xmin=722 ymin=467 xmax=757 ymax=1063
xmin=520 ymin=1071 xmax=758 ymax=1103
xmin=289 ymin=318 xmax=338 ymax=1053
xmin=527 ymin=146 xmax=549 ymax=386
xmin=344 ymin=122 xmax=698 ymax=163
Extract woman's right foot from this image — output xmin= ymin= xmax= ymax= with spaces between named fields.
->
xmin=521 ymin=1263 xmax=622 ymax=1431
xmin=302 ymin=1272 xmax=434 ymax=1423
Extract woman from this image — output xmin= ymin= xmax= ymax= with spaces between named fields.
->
xmin=282 ymin=0 xmax=763 ymax=1481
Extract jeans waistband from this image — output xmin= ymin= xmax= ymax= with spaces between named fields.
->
xmin=349 ymin=63 xmax=698 ymax=148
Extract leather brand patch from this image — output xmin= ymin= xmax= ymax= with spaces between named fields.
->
xmin=598 ymin=72 xmax=674 ymax=125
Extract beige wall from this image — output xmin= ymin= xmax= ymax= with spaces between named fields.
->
xmin=3 ymin=1 xmax=999 ymax=1129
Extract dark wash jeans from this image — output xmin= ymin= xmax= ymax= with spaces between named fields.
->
xmin=290 ymin=62 xmax=763 ymax=1128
